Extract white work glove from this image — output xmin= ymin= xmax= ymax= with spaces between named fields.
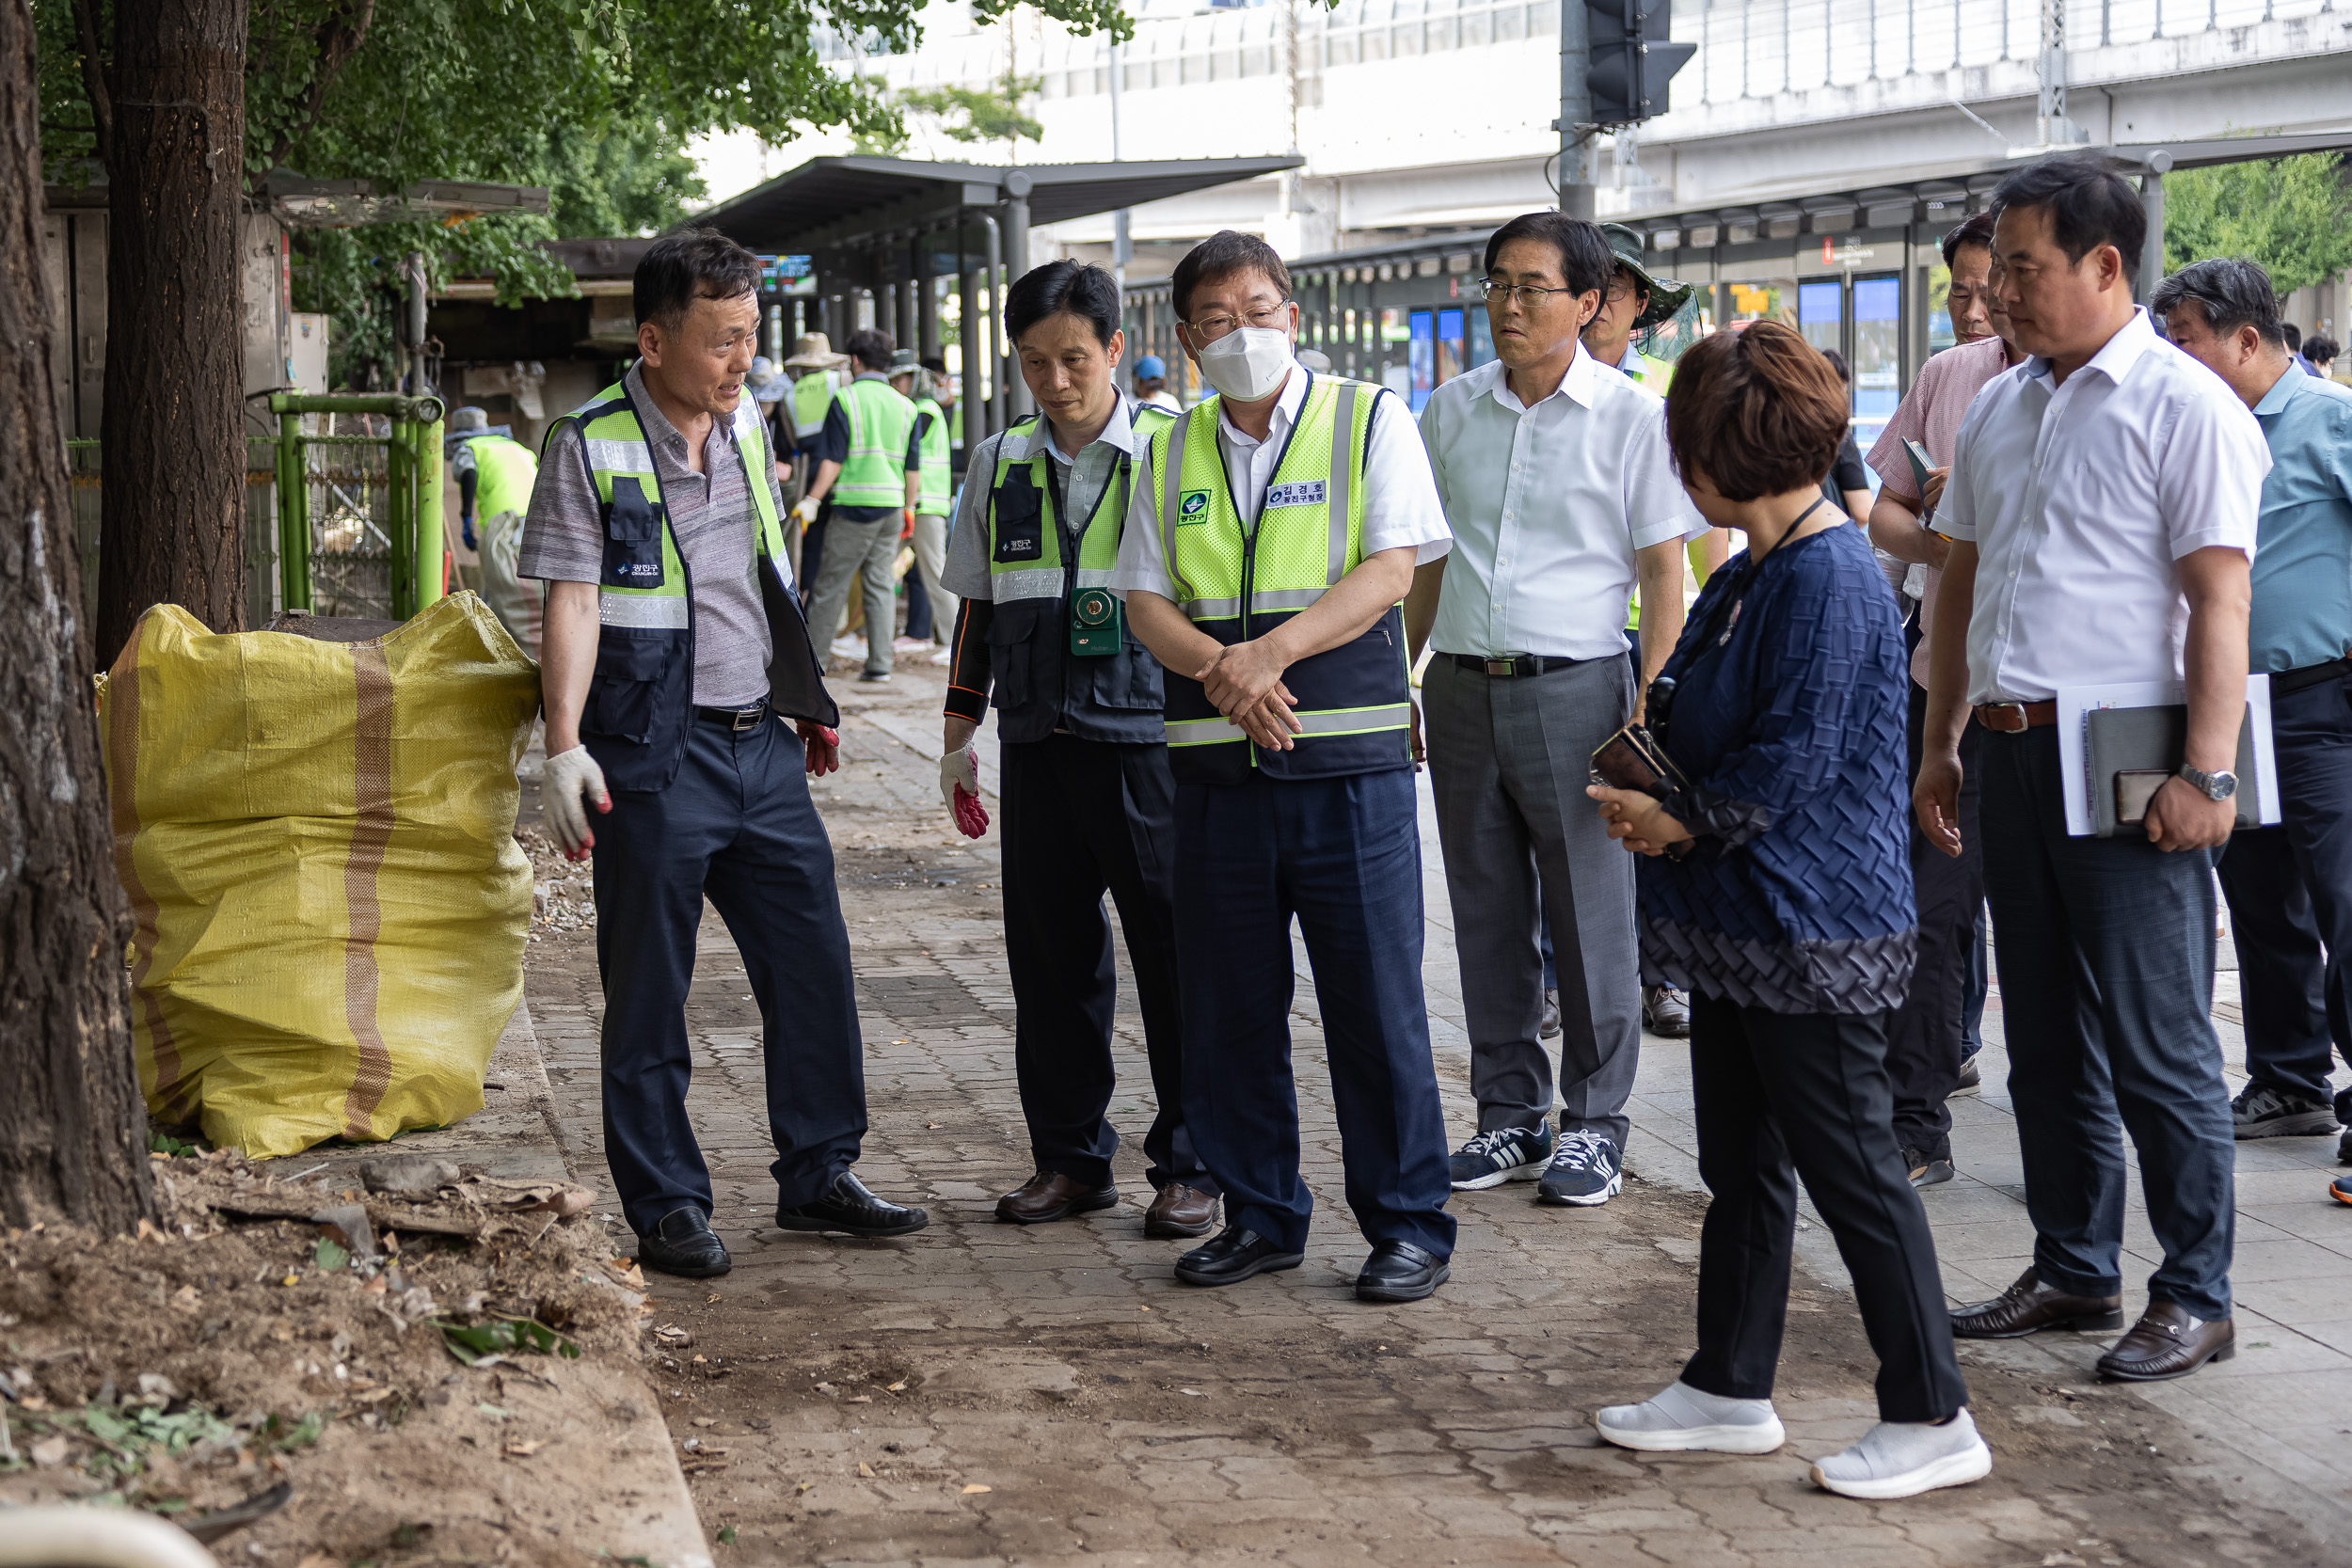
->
xmin=940 ymin=747 xmax=989 ymax=838
xmin=793 ymin=495 xmax=821 ymax=526
xmin=543 ymin=744 xmax=610 ymax=860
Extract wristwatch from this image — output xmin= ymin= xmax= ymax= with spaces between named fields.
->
xmin=2177 ymin=764 xmax=2238 ymax=801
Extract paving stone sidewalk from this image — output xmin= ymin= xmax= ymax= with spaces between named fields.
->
xmin=526 ymin=659 xmax=2339 ymax=1567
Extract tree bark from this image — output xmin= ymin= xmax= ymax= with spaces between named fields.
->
xmin=93 ymin=0 xmax=250 ymax=665
xmin=0 ymin=0 xmax=155 ymax=1234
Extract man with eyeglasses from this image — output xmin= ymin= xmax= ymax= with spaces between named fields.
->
xmin=1114 ymin=229 xmax=1460 ymax=1305
xmin=1406 ymin=212 xmax=1709 ymax=1208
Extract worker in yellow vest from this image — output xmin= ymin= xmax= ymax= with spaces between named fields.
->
xmin=1115 ymin=230 xmax=1458 ymax=1305
xmin=775 ymin=332 xmax=847 ymax=578
xmin=449 ymin=405 xmax=542 ymax=657
xmin=798 ymin=329 xmax=922 ymax=682
xmin=890 ymin=350 xmax=957 ymax=646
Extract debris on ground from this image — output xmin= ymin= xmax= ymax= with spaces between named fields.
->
xmin=0 ymin=1152 xmax=680 ymax=1567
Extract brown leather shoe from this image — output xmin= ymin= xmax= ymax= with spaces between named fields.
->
xmin=1949 ymin=1266 xmax=2125 ymax=1338
xmin=994 ymin=1171 xmax=1118 ymax=1225
xmin=1145 ymin=1182 xmax=1218 ymax=1239
xmin=2097 ymin=1301 xmax=2234 ymax=1382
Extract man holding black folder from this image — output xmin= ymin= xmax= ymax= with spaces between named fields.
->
xmin=1915 ymin=155 xmax=2270 ymax=1383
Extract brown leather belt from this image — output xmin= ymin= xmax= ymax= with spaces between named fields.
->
xmin=1973 ymin=700 xmax=2058 ymax=732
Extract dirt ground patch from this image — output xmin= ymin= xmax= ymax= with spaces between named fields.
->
xmin=0 ymin=1153 xmax=686 ymax=1566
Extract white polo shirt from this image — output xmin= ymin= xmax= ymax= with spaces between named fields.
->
xmin=1944 ymin=308 xmax=2269 ymax=705
xmin=1110 ymin=360 xmax=1452 ymax=601
xmin=1416 ymin=348 xmax=1706 ymax=661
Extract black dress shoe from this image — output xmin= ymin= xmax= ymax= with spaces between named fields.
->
xmin=1173 ymin=1225 xmax=1304 ymax=1288
xmin=774 ymin=1171 xmax=930 ymax=1237
xmin=638 ymin=1207 xmax=731 ymax=1278
xmin=1355 ymin=1240 xmax=1450 ymax=1303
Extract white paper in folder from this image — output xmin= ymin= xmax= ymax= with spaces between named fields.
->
xmin=2052 ymin=674 xmax=2280 ymax=837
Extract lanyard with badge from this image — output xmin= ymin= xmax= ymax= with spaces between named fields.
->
xmin=1041 ymin=440 xmax=1134 ymax=657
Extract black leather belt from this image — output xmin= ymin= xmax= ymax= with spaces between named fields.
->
xmin=1453 ymin=653 xmax=1581 ymax=678
xmin=696 ymin=699 xmax=770 ymax=732
xmin=2272 ymin=654 xmax=2352 ymax=696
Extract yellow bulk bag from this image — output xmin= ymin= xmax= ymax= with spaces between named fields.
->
xmin=98 ymin=595 xmax=540 ymax=1159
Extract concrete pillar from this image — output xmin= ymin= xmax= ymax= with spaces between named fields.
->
xmin=898 ymin=269 xmax=919 ymax=361
xmin=958 ymin=217 xmax=984 ymax=451
xmin=980 ymin=213 xmax=1008 ymax=436
xmin=915 ymin=235 xmax=942 ymax=366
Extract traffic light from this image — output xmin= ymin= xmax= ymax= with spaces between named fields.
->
xmin=1586 ymin=0 xmax=1696 ymax=125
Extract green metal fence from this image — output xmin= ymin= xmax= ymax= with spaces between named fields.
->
xmin=270 ymin=393 xmax=447 ymax=620
xmin=62 ymin=395 xmax=447 ymax=628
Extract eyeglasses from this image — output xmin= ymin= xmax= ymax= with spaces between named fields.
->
xmin=1185 ymin=302 xmax=1291 ymax=341
xmin=1481 ymin=280 xmax=1582 ymax=308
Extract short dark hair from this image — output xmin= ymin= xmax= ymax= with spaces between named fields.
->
xmin=1006 ymin=260 xmax=1123 ymax=349
xmin=2150 ymin=259 xmax=2286 ymax=348
xmin=635 ymin=229 xmax=762 ymax=332
xmin=920 ymin=354 xmax=947 ymax=374
xmin=2282 ymin=321 xmax=2303 ymax=353
xmin=846 ymin=329 xmax=895 ymax=370
xmin=1663 ymin=321 xmax=1850 ymax=502
xmin=2308 ymin=334 xmax=2341 ymax=366
xmin=1482 ymin=213 xmax=1613 ymax=297
xmin=1820 ymin=347 xmax=1851 ymax=383
xmin=1940 ymin=211 xmax=1998 ymax=267
xmin=1171 ymin=230 xmax=1290 ymax=323
xmin=1988 ymin=153 xmax=2147 ymax=281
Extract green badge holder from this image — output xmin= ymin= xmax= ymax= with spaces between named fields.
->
xmin=1070 ymin=587 xmax=1122 ymax=657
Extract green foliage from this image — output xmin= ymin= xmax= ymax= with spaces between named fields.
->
xmin=898 ymin=76 xmax=1045 ymax=154
xmin=32 ymin=0 xmax=1131 ymax=385
xmin=2163 ymin=153 xmax=2352 ymax=299
xmin=436 ymin=1316 xmax=583 ymax=1365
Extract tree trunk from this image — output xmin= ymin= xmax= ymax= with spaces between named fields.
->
xmin=0 ymin=0 xmax=155 ymax=1234
xmin=93 ymin=0 xmax=250 ymax=665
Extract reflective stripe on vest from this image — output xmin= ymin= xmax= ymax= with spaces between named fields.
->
xmin=834 ymin=377 xmax=917 ymax=507
xmin=1144 ymin=373 xmax=1408 ymax=774
xmin=916 ymin=404 xmax=953 ymax=514
xmin=791 ymin=371 xmax=834 ymax=439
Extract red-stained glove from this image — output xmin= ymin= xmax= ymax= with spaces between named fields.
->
xmin=799 ymin=721 xmax=840 ymax=776
xmin=939 ymin=747 xmax=989 ymax=838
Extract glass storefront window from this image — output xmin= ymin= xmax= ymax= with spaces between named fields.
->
xmin=1722 ymin=277 xmax=1798 ymax=326
xmin=1851 ymin=274 xmax=1903 ymax=459
xmin=1925 ymin=263 xmax=1956 ymax=356
xmin=1469 ymin=307 xmax=1493 ymax=369
xmin=1437 ymin=307 xmax=1465 ymax=385
xmin=1797 ymin=280 xmax=1843 ymax=359
xmin=1408 ymin=309 xmax=1435 ymax=411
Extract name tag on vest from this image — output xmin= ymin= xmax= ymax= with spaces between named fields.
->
xmin=1264 ymin=480 xmax=1327 ymax=509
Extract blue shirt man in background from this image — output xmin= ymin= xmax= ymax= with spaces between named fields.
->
xmin=2158 ymin=261 xmax=2352 ymax=1181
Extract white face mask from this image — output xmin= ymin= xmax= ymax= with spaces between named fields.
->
xmin=1194 ymin=325 xmax=1295 ymax=403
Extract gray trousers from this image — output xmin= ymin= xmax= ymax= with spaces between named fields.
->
xmin=804 ymin=510 xmax=899 ymax=677
xmin=1424 ymin=654 xmax=1643 ymax=1148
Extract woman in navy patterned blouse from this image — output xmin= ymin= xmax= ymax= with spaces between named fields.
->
xmin=1584 ymin=321 xmax=1990 ymax=1502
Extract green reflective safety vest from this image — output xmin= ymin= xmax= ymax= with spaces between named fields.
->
xmin=830 ymin=376 xmax=917 ymax=507
xmin=1623 ymin=348 xmax=1676 ymax=389
xmin=789 ymin=371 xmax=835 ymax=441
xmin=915 ymin=403 xmax=953 ymax=515
xmin=551 ymin=375 xmax=837 ymax=792
xmin=461 ymin=433 xmax=537 ymax=522
xmin=983 ymin=403 xmax=1176 ymax=744
xmin=1142 ymin=373 xmax=1410 ymax=784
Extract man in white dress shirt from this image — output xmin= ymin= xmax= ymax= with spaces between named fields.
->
xmin=1918 ymin=155 xmax=2269 ymax=1382
xmin=1406 ymin=212 xmax=1709 ymax=1208
xmin=1115 ymin=230 xmax=1461 ymax=1304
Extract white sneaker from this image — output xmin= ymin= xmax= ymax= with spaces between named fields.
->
xmin=1596 ymin=1380 xmax=1786 ymax=1454
xmin=1809 ymin=1408 xmax=1993 ymax=1499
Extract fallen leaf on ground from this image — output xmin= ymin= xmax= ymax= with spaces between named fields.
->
xmin=857 ymin=1461 xmax=874 ymax=1477
xmin=844 ymin=1396 xmax=871 ymax=1404
xmin=884 ymin=1380 xmax=907 ymax=1392
xmin=503 ymin=1440 xmax=546 ymax=1457
xmin=961 ymin=1483 xmax=992 ymax=1495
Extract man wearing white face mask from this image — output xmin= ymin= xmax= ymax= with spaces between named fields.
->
xmin=1114 ymin=230 xmax=1460 ymax=1306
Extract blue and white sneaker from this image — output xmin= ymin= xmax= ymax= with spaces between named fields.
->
xmin=1535 ymin=1130 xmax=1623 ymax=1206
xmin=1447 ymin=1125 xmax=1556 ymax=1191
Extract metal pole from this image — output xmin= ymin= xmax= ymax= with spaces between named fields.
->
xmin=274 ymin=405 xmax=310 ymax=611
xmin=1558 ymin=0 xmax=1595 ymax=219
xmin=980 ymin=214 xmax=1008 ymax=436
xmin=2137 ymin=156 xmax=2170 ymax=306
xmin=958 ymin=216 xmax=985 ymax=452
xmin=916 ymin=235 xmax=942 ymax=364
xmin=404 ymin=250 xmax=432 ymax=396
xmin=1110 ymin=37 xmax=1132 ymax=287
xmin=415 ymin=408 xmax=446 ymax=611
xmin=1001 ymin=174 xmax=1034 ymax=421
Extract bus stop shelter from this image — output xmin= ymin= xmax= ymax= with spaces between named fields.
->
xmin=685 ymin=153 xmax=1301 ymax=444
